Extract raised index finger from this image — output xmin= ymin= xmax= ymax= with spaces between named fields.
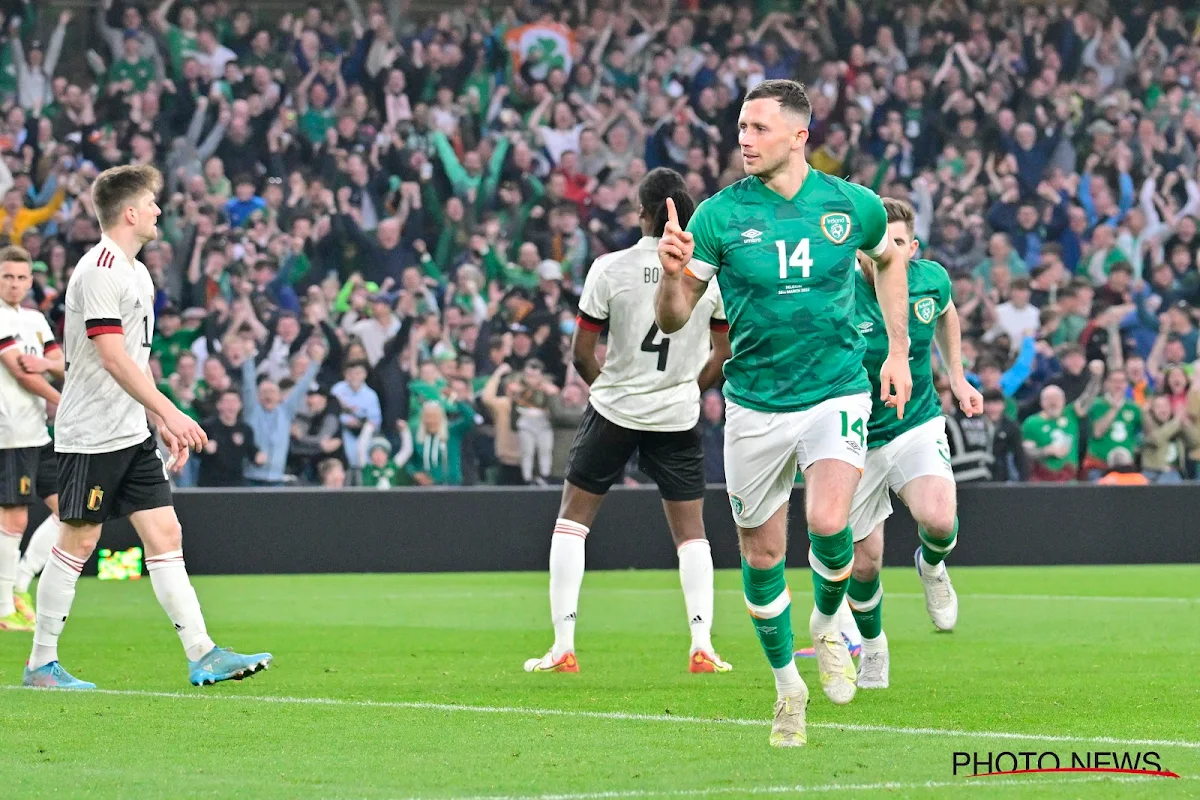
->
xmin=666 ymin=197 xmax=679 ymax=227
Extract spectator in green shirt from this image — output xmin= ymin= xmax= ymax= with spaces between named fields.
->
xmin=1050 ymin=281 xmax=1094 ymax=347
xmin=407 ymin=399 xmax=474 ymax=486
xmin=362 ymin=437 xmax=410 ymax=488
xmin=151 ymin=306 xmax=203 ymax=377
xmin=481 ymin=241 xmax=542 ymax=291
xmin=1083 ymin=370 xmax=1143 ymax=480
xmin=153 ymin=0 xmax=201 ymax=79
xmin=167 ymin=351 xmax=202 ymax=422
xmin=106 ymin=32 xmax=157 ymax=95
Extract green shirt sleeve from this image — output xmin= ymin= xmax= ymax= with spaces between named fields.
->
xmin=843 ymin=181 xmax=888 ymax=258
xmin=931 ymin=261 xmax=953 ymax=316
xmin=684 ymin=196 xmax=724 ymax=280
xmin=432 ymin=131 xmax=471 ymax=196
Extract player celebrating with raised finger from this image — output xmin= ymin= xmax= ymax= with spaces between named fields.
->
xmin=655 ymin=80 xmax=912 ymax=748
xmin=844 ymin=198 xmax=983 ymax=691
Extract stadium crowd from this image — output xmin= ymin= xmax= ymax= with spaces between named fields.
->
xmin=4 ymin=0 xmax=1200 ymax=486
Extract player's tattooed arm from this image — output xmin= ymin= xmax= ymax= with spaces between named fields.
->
xmin=871 ymin=239 xmax=913 ymax=417
xmin=0 ymin=346 xmax=60 ymax=404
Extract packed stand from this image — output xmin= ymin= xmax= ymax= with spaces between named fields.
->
xmin=5 ymin=0 xmax=1200 ymax=486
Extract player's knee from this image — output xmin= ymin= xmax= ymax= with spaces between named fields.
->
xmin=739 ymin=533 xmax=785 ymax=570
xmin=0 ymin=505 xmax=29 ymax=533
xmin=806 ymin=508 xmax=849 ymax=537
xmin=60 ymin=523 xmax=100 ymax=557
xmin=851 ymin=550 xmax=881 ymax=582
xmin=156 ymin=518 xmax=184 ymax=551
xmin=917 ymin=506 xmax=957 ymax=539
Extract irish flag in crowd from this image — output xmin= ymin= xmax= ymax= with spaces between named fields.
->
xmin=504 ymin=22 xmax=575 ymax=80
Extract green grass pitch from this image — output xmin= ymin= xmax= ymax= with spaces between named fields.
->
xmin=0 ymin=565 xmax=1198 ymax=799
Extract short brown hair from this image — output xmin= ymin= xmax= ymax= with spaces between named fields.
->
xmin=0 ymin=244 xmax=32 ymax=265
xmin=743 ymin=79 xmax=812 ymax=124
xmin=91 ymin=164 xmax=163 ymax=230
xmin=882 ymin=197 xmax=916 ymax=236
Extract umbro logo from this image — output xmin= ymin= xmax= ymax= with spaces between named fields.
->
xmin=741 ymin=228 xmax=763 ymax=243
xmin=857 ymin=321 xmax=874 ymax=333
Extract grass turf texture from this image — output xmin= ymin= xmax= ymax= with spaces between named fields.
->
xmin=0 ymin=566 xmax=1197 ymax=799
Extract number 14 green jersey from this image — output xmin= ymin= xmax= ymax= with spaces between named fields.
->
xmin=685 ymin=171 xmax=889 ymax=413
xmin=854 ymin=258 xmax=952 ymax=448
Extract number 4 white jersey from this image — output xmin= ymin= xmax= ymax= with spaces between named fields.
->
xmin=56 ymin=235 xmax=156 ymax=455
xmin=0 ymin=301 xmax=58 ymax=448
xmin=577 ymin=236 xmax=726 ymax=432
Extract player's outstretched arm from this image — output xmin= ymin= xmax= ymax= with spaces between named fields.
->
xmin=871 ymin=238 xmax=913 ymax=418
xmin=92 ymin=333 xmax=207 ymax=450
xmin=655 ymin=197 xmax=706 ymax=334
xmin=0 ymin=346 xmax=60 ymax=404
xmin=935 ymin=301 xmax=982 ymax=416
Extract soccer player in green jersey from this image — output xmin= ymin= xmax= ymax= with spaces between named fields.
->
xmin=655 ymin=80 xmax=913 ymax=748
xmin=844 ymin=199 xmax=983 ymax=690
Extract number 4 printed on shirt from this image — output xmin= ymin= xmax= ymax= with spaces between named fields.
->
xmin=776 ymin=239 xmax=813 ymax=280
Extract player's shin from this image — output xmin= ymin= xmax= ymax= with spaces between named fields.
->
xmin=146 ymin=550 xmax=216 ymax=662
xmin=678 ymin=538 xmax=714 ymax=654
xmin=29 ymin=546 xmax=85 ymax=669
xmin=742 ymin=558 xmax=802 ymax=694
xmin=549 ymin=519 xmax=588 ymax=658
xmin=847 ymin=575 xmax=883 ymax=640
xmin=15 ymin=514 xmax=58 ymax=594
xmin=918 ymin=517 xmax=958 ymax=568
xmin=0 ymin=523 xmax=21 ymax=617
xmin=808 ymin=527 xmax=854 ymax=626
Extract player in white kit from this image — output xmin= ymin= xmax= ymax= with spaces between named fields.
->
xmin=524 ymin=168 xmax=733 ymax=674
xmin=22 ymin=164 xmax=272 ymax=689
xmin=0 ymin=247 xmax=65 ymax=632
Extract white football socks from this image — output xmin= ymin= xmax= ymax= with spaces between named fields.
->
xmin=0 ymin=525 xmax=21 ymax=617
xmin=678 ymin=538 xmax=714 ymax=654
xmin=29 ymin=546 xmax=85 ymax=669
xmin=15 ymin=514 xmax=58 ymax=594
xmin=836 ymin=596 xmax=862 ymax=648
xmin=772 ymin=660 xmax=806 ymax=697
xmin=549 ymin=518 xmax=587 ymax=658
xmin=861 ymin=630 xmax=888 ymax=655
xmin=145 ymin=550 xmax=215 ymax=662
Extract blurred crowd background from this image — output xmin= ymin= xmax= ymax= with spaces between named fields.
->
xmin=6 ymin=0 xmax=1200 ymax=487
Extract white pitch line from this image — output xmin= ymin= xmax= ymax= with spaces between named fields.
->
xmin=348 ymin=589 xmax=1200 ymax=605
xmin=5 ymin=686 xmax=1198 ymax=750
xmin=409 ymin=774 xmax=1173 ymax=800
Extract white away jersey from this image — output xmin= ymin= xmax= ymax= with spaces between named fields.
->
xmin=577 ymin=236 xmax=726 ymax=432
xmin=56 ymin=236 xmax=156 ymax=454
xmin=0 ymin=301 xmax=57 ymax=448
